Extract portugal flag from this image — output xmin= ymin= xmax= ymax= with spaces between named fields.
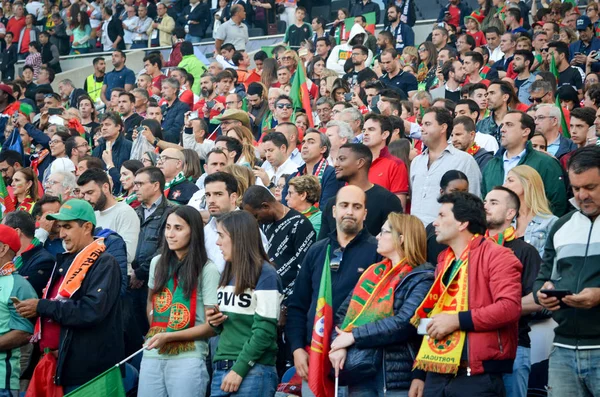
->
xmin=290 ymin=61 xmax=314 ymax=128
xmin=308 ymin=246 xmax=335 ymax=397
xmin=0 ymin=174 xmax=15 ymax=218
xmin=344 ymin=12 xmax=377 ymax=36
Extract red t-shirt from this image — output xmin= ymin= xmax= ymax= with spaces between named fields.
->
xmin=447 ymin=5 xmax=460 ymax=28
xmin=179 ymin=89 xmax=194 ymax=108
xmin=467 ymin=30 xmax=487 ymax=47
xmin=245 ymin=70 xmax=261 ymax=88
xmin=463 ymin=76 xmax=490 ymax=87
xmin=19 ymin=28 xmax=32 ymax=54
xmin=193 ymin=96 xmax=227 ymax=139
xmin=39 ymin=276 xmax=65 ymax=352
xmin=7 ymin=16 xmax=25 ymax=40
xmin=152 ymin=74 xmax=167 ymax=91
xmin=368 ymin=147 xmax=409 ymax=195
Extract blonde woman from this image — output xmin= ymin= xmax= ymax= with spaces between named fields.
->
xmin=329 ymin=213 xmax=434 ymax=396
xmin=226 ymin=126 xmax=257 ymax=168
xmin=286 ymin=175 xmax=321 ymax=235
xmin=503 ymin=165 xmax=558 ymax=257
xmin=223 ymin=164 xmax=255 ymax=207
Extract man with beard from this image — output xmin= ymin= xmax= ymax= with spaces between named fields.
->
xmin=0 ymin=150 xmax=25 ymax=193
xmin=117 ymin=92 xmax=144 ymax=140
xmin=431 ymin=60 xmax=466 ymax=102
xmin=286 ymin=185 xmax=379 ymax=395
xmin=451 ymin=116 xmax=493 ymax=170
xmin=382 ymin=4 xmax=414 ymax=53
xmin=83 ymin=57 xmax=106 ymax=105
xmin=343 ymin=45 xmax=369 ymax=87
xmin=318 ymin=143 xmax=402 ymax=239
xmin=483 ymin=186 xmax=542 ymax=397
xmin=512 ymin=50 xmax=537 ymax=105
xmin=476 ymin=81 xmax=513 ymax=143
xmin=194 ymin=74 xmax=226 ymax=138
xmin=380 ymin=48 xmax=416 ymax=99
xmin=376 ymin=31 xmax=395 ymax=60
xmin=92 ymin=112 xmax=132 ymax=193
xmin=246 ymin=83 xmax=269 ymax=140
xmin=100 ymin=50 xmax=136 ymax=108
xmin=58 ymin=79 xmax=86 ymax=110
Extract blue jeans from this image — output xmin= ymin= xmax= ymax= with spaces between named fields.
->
xmin=348 ymin=365 xmax=409 ymax=397
xmin=185 ymin=34 xmax=202 ymax=43
xmin=503 ymin=346 xmax=531 ymax=397
xmin=130 ymin=42 xmax=148 ymax=50
xmin=211 ymin=363 xmax=277 ymax=397
xmin=0 ymin=390 xmax=18 ymax=397
xmin=138 ymin=357 xmax=208 ymax=397
xmin=548 ymin=346 xmax=600 ymax=397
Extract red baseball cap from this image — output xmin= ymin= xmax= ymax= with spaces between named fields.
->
xmin=0 ymin=225 xmax=21 ymax=254
xmin=0 ymin=84 xmax=15 ymax=104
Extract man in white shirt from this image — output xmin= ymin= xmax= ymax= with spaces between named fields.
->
xmin=203 ymin=172 xmax=269 ymax=273
xmin=485 ymin=26 xmax=504 ymax=63
xmin=122 ymin=5 xmax=139 ymax=48
xmin=188 ymin=148 xmax=229 ymax=214
xmin=255 ymin=132 xmax=299 ymax=192
xmin=130 ymin=4 xmax=152 ymax=49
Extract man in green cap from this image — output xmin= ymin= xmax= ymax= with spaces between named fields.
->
xmin=15 ymin=199 xmax=124 ymax=393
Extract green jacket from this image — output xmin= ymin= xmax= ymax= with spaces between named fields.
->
xmin=178 ymin=54 xmax=207 ymax=95
xmin=482 ymin=141 xmax=568 ymax=217
xmin=533 ymin=210 xmax=600 ymax=347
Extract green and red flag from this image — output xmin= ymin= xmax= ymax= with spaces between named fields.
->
xmin=0 ymin=171 xmax=16 ymax=218
xmin=64 ymin=366 xmax=125 ymax=397
xmin=556 ymin=94 xmax=570 ymax=138
xmin=336 ymin=12 xmax=376 ymax=44
xmin=550 ymin=53 xmax=559 ymax=83
xmin=290 ymin=61 xmax=314 ymax=128
xmin=308 ymin=246 xmax=334 ymax=397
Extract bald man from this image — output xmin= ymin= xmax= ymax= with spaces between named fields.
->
xmin=286 ymin=184 xmax=380 ymax=393
xmin=158 ymin=148 xmax=199 ymax=205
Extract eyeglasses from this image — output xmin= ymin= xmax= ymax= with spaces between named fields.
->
xmin=541 ymin=48 xmax=549 ymax=53
xmin=75 ymin=142 xmax=89 ymax=149
xmin=529 ymin=92 xmax=550 ymax=103
xmin=281 ymin=56 xmax=292 ymax=61
xmin=44 ymin=180 xmax=60 ymax=188
xmin=417 ymin=48 xmax=427 ymax=52
xmin=49 ymin=139 xmax=63 ymax=146
xmin=157 ymin=155 xmax=179 ymax=163
xmin=533 ymin=115 xmax=556 ymax=121
xmin=276 ymin=103 xmax=292 ymax=109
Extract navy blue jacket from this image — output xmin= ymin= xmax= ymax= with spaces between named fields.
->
xmin=178 ymin=2 xmax=211 ymax=38
xmin=286 ymin=227 xmax=381 ymax=352
xmin=335 ymin=263 xmax=435 ymax=390
xmin=351 ymin=0 xmax=381 ymax=24
xmin=554 ymin=135 xmax=578 ymax=159
xmin=281 ymin=162 xmax=344 ymax=207
xmin=569 ymin=38 xmax=600 ymax=72
xmin=95 ymin=228 xmax=129 ymax=296
xmin=437 ymin=1 xmax=471 ymax=30
xmin=161 ymin=98 xmax=190 ymax=143
xmin=19 ymin=244 xmax=55 ymax=298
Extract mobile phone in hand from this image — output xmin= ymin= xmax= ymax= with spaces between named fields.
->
xmin=10 ymin=297 xmax=21 ymax=305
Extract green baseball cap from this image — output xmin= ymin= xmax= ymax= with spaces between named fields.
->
xmin=47 ymin=199 xmax=97 ymax=226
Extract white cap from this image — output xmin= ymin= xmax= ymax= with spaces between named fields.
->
xmin=50 ymin=158 xmax=76 ymax=174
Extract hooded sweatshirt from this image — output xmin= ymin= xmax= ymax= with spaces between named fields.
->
xmin=326 ymin=23 xmax=374 ymax=76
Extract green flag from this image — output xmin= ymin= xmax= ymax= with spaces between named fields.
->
xmin=556 ymin=94 xmax=570 ymax=138
xmin=550 ymin=53 xmax=559 ymax=82
xmin=64 ymin=366 xmax=125 ymax=397
xmin=0 ymin=173 xmax=15 ymax=218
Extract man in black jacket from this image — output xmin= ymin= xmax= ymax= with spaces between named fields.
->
xmin=351 ymin=0 xmax=381 ymax=24
xmin=3 ymin=211 xmax=54 ymax=298
xmin=39 ymin=32 xmax=62 ymax=74
xmin=58 ymin=79 xmax=87 ymax=110
xmin=104 ymin=6 xmax=126 ymax=51
xmin=49 ymin=13 xmax=70 ymax=55
xmin=130 ymin=166 xmax=174 ymax=334
xmin=161 ymin=77 xmax=190 ymax=143
xmin=15 ymin=199 xmax=124 ymax=392
xmin=178 ymin=0 xmax=210 ymax=42
xmin=287 ymin=185 xmax=380 ymax=396
xmin=0 ymin=32 xmax=18 ymax=81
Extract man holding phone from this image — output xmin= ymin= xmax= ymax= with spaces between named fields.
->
xmin=534 ymin=146 xmax=600 ymax=397
xmin=0 ymin=225 xmax=37 ymax=397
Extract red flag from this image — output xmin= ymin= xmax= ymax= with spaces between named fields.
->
xmin=290 ymin=61 xmax=314 ymax=128
xmin=308 ymin=247 xmax=335 ymax=397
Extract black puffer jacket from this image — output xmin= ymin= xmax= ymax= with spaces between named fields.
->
xmin=335 ymin=262 xmax=435 ymax=390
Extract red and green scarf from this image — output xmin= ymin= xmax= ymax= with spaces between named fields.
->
xmin=302 ymin=206 xmax=320 ymax=220
xmin=485 ymin=226 xmax=516 ymax=246
xmin=411 ymin=236 xmax=477 ymax=374
xmin=13 ymin=238 xmax=41 ymax=269
xmin=466 ymin=143 xmax=481 ymax=156
xmin=164 ymin=172 xmax=190 ymax=198
xmin=341 ymin=258 xmax=413 ymax=331
xmin=147 ymin=272 xmax=197 ymax=355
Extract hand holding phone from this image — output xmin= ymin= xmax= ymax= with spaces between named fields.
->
xmin=10 ymin=297 xmax=21 ymax=305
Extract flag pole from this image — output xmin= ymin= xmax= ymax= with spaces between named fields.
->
xmin=335 ymin=376 xmax=339 ymax=397
xmin=117 ymin=346 xmax=145 ymax=367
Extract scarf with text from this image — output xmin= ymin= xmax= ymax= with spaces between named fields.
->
xmin=147 ymin=271 xmax=197 ymax=355
xmin=485 ymin=226 xmax=516 ymax=246
xmin=341 ymin=258 xmax=413 ymax=331
xmin=410 ymin=237 xmax=476 ymax=374
xmin=0 ymin=262 xmax=17 ymax=277
xmin=32 ymin=238 xmax=106 ymax=342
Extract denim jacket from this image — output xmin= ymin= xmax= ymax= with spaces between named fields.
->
xmin=524 ymin=213 xmax=558 ymax=258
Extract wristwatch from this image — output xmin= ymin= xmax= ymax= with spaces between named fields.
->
xmin=152 ymin=138 xmax=159 ymax=147
xmin=267 ymin=182 xmax=275 ymax=189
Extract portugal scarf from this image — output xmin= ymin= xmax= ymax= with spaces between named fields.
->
xmin=164 ymin=171 xmax=189 ymax=197
xmin=32 ymin=238 xmax=106 ymax=342
xmin=485 ymin=226 xmax=516 ymax=246
xmin=0 ymin=262 xmax=17 ymax=277
xmin=341 ymin=258 xmax=413 ymax=331
xmin=466 ymin=143 xmax=481 ymax=156
xmin=410 ymin=237 xmax=476 ymax=374
xmin=13 ymin=238 xmax=41 ymax=269
xmin=147 ymin=269 xmax=197 ymax=355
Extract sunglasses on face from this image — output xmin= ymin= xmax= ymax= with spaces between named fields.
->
xmin=276 ymin=103 xmax=292 ymax=109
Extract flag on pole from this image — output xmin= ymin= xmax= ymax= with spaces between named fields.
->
xmin=63 ymin=366 xmax=125 ymax=397
xmin=308 ymin=247 xmax=335 ymax=397
xmin=290 ymin=61 xmax=314 ymax=128
xmin=556 ymin=94 xmax=570 ymax=138
xmin=0 ymin=174 xmax=16 ymax=218
xmin=550 ymin=53 xmax=559 ymax=82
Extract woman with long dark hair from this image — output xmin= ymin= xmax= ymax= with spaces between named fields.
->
xmin=10 ymin=167 xmax=39 ymax=213
xmin=139 ymin=206 xmax=220 ymax=397
xmin=119 ymin=159 xmax=143 ymax=208
xmin=261 ymin=58 xmax=278 ymax=89
xmin=416 ymin=42 xmax=438 ymax=91
xmin=71 ymin=10 xmax=92 ymax=54
xmin=207 ymin=211 xmax=282 ymax=396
